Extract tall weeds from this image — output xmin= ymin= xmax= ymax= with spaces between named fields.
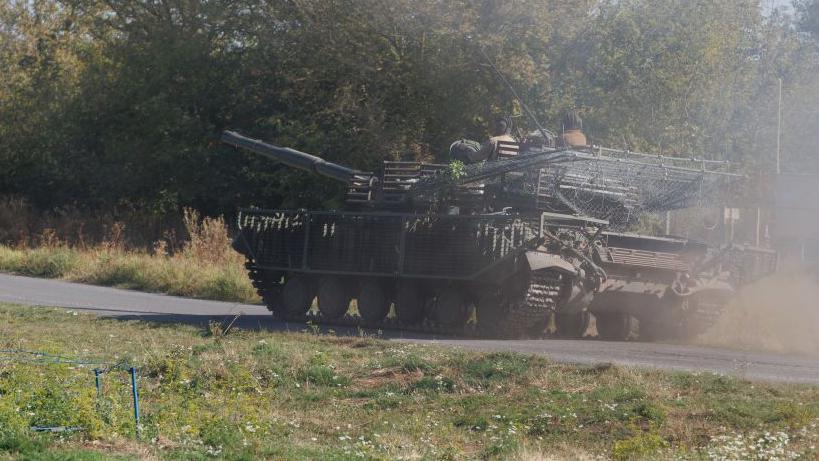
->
xmin=0 ymin=195 xmax=185 ymax=248
xmin=0 ymin=206 xmax=258 ymax=303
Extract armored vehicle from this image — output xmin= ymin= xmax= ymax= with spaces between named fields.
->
xmin=225 ymin=131 xmax=606 ymax=337
xmin=223 ymin=129 xmax=771 ymax=340
xmin=592 ymin=233 xmax=778 ymax=340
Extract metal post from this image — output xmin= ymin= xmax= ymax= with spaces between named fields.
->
xmin=776 ymin=78 xmax=782 ymax=175
xmin=755 ymin=208 xmax=761 ymax=247
xmin=397 ymin=216 xmax=407 ymax=275
xmin=129 ymin=367 xmax=141 ymax=439
xmin=93 ymin=369 xmax=102 ymax=397
xmin=301 ymin=212 xmax=311 ymax=270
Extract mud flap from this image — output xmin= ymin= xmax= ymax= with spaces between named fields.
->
xmin=525 ymin=251 xmax=577 ymax=276
xmin=653 ymin=281 xmax=734 ymax=339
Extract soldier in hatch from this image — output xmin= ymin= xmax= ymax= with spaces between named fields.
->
xmin=450 ymin=115 xmax=516 ymax=164
xmin=478 ymin=115 xmax=516 ymax=161
xmin=560 ymin=109 xmax=587 ymax=148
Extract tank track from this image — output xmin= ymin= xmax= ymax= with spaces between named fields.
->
xmin=245 ymin=261 xmax=565 ymax=339
xmin=246 ymin=261 xmax=281 ymax=309
xmin=639 ymin=292 xmax=730 ymax=340
xmin=678 ymin=293 xmax=730 ymax=337
xmin=492 ymin=270 xmax=564 ymax=338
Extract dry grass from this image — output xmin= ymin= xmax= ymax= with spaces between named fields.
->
xmin=0 ymin=196 xmax=183 ymax=249
xmin=0 ymin=209 xmax=258 ymax=303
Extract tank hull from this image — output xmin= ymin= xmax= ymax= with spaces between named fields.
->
xmin=235 ymin=208 xmax=599 ymax=337
xmin=589 ymin=233 xmax=776 ymax=340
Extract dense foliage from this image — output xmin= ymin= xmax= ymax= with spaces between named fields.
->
xmin=1 ymin=0 xmax=818 ymax=216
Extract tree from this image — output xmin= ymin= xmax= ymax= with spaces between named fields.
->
xmin=796 ymin=0 xmax=819 ymax=38
xmin=1 ymin=0 xmax=817 ymax=217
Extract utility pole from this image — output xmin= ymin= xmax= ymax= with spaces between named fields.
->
xmin=776 ymin=77 xmax=782 ymax=174
xmin=756 ymin=208 xmax=761 ymax=247
xmin=758 ymin=78 xmax=783 ymax=247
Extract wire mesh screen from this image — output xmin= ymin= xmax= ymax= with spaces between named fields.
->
xmin=239 ymin=209 xmax=538 ymax=279
xmin=413 ymin=147 xmax=740 ymax=230
xmin=535 ymin=157 xmax=733 ymax=228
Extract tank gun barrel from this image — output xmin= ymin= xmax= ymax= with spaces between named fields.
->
xmin=222 ymin=130 xmax=362 ymax=184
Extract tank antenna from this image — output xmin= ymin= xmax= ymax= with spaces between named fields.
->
xmin=478 ymin=47 xmax=553 ymax=145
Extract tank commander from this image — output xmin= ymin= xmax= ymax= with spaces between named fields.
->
xmin=560 ymin=109 xmax=587 ymax=148
xmin=450 ymin=116 xmax=517 ymax=164
xmin=478 ymin=115 xmax=517 ymax=161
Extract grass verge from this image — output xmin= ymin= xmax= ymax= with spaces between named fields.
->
xmin=0 ymin=211 xmax=259 ymax=304
xmin=0 ymin=303 xmax=817 ymax=460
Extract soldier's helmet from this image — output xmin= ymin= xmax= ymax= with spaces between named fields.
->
xmin=562 ymin=109 xmax=583 ymax=131
xmin=492 ymin=115 xmax=513 ymax=136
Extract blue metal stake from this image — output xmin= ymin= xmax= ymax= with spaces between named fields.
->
xmin=128 ymin=367 xmax=141 ymax=439
xmin=93 ymin=369 xmax=102 ymax=397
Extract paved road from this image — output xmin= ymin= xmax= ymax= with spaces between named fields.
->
xmin=1 ymin=273 xmax=817 ymax=384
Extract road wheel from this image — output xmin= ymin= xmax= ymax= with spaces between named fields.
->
xmin=596 ymin=313 xmax=636 ymax=341
xmin=358 ymin=279 xmax=391 ymax=323
xmin=555 ymin=311 xmax=591 ymax=339
xmin=281 ymin=275 xmax=315 ymax=321
xmin=317 ymin=277 xmax=351 ymax=320
xmin=433 ymin=287 xmax=469 ymax=327
xmin=476 ymin=292 xmax=506 ymax=337
xmin=395 ymin=282 xmax=425 ymax=325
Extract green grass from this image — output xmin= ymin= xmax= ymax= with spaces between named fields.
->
xmin=0 ymin=304 xmax=817 ymax=460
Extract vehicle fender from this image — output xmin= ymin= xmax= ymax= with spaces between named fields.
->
xmin=668 ymin=279 xmax=733 ymax=299
xmin=525 ymin=251 xmax=578 ymax=276
xmin=686 ymin=280 xmax=734 ymax=297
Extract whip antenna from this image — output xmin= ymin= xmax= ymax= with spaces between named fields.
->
xmin=478 ymin=47 xmax=553 ymax=144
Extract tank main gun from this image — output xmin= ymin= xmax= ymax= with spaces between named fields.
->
xmin=221 ymin=130 xmax=368 ymax=184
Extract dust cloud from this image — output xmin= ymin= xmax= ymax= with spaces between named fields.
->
xmin=699 ymin=269 xmax=819 ymax=356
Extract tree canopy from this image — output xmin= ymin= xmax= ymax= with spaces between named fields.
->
xmin=1 ymin=0 xmax=817 ymax=216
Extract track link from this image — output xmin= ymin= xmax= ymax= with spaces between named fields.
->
xmin=245 ymin=261 xmax=281 ymax=311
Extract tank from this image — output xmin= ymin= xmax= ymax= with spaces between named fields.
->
xmin=588 ymin=233 xmax=777 ymax=340
xmin=223 ymin=130 xmax=774 ymax=340
xmin=223 ymin=131 xmax=606 ymax=337
xmin=408 ymin=137 xmax=778 ymax=341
